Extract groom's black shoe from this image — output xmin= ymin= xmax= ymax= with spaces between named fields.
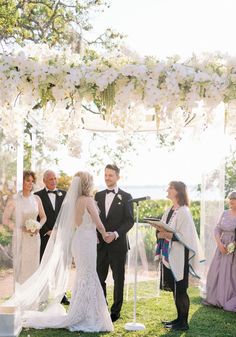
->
xmin=61 ymin=295 xmax=70 ymax=305
xmin=110 ymin=313 xmax=120 ymax=322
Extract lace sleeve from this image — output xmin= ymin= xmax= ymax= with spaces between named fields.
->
xmin=86 ymin=197 xmax=106 ymax=237
xmin=2 ymin=197 xmax=15 ymax=231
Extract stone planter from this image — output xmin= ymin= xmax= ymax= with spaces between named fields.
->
xmin=0 ymin=306 xmax=22 ymax=337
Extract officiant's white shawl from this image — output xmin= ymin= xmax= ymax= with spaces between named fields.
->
xmin=162 ymin=206 xmax=204 ymax=281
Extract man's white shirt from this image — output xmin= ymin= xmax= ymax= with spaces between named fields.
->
xmin=105 ymin=186 xmax=119 ymax=239
xmin=46 ymin=189 xmax=57 ymax=210
xmin=105 ymin=186 xmax=118 ymax=216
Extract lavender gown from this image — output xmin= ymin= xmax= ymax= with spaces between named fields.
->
xmin=204 ymin=210 xmax=236 ymax=312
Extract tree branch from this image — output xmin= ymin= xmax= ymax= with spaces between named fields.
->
xmin=82 ymin=104 xmax=100 ymax=114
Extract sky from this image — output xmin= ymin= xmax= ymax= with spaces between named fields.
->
xmin=59 ymin=0 xmax=235 ymax=187
xmin=92 ymin=0 xmax=236 ymax=59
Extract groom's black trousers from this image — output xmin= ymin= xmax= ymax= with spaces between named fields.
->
xmin=97 ymin=244 xmax=127 ymax=316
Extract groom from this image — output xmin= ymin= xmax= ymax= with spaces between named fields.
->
xmin=95 ymin=164 xmax=134 ymax=322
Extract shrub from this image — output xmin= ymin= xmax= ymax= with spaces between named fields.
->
xmin=0 ymin=226 xmax=12 ymax=246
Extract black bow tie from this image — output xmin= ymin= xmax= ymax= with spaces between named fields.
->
xmin=106 ymin=189 xmax=115 ymax=194
xmin=47 ymin=190 xmax=57 ymax=194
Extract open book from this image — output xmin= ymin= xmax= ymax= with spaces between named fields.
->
xmin=143 ymin=217 xmax=175 ymax=233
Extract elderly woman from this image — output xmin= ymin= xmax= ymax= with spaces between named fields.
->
xmin=203 ymin=191 xmax=236 ymax=312
xmin=151 ymin=181 xmax=203 ymax=331
xmin=3 ymin=170 xmax=46 ymax=284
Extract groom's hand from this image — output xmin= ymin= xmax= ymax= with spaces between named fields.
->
xmin=104 ymin=232 xmax=116 ymax=243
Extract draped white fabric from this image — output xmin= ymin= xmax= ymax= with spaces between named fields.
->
xmin=200 ymin=107 xmax=225 ymax=296
xmin=4 ymin=176 xmax=81 ymax=310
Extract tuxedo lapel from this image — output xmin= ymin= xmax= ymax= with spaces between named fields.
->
xmin=106 ymin=191 xmax=121 ymax=219
xmin=100 ymin=191 xmax=106 ymax=219
xmin=55 ymin=191 xmax=64 ymax=216
xmin=55 ymin=195 xmax=60 ymax=215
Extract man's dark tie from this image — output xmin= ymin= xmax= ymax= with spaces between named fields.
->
xmin=47 ymin=190 xmax=57 ymax=194
xmin=106 ymin=189 xmax=115 ymax=194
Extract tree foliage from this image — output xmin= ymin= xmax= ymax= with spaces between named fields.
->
xmin=0 ymin=0 xmax=124 ymax=54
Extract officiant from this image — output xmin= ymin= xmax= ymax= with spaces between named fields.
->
xmin=152 ymin=181 xmax=203 ymax=332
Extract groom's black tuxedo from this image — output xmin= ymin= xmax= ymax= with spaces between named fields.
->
xmin=95 ymin=188 xmax=134 ymax=318
xmin=35 ymin=188 xmax=66 ymax=260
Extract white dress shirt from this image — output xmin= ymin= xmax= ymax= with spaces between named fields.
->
xmin=46 ymin=189 xmax=57 ymax=210
xmin=105 ymin=186 xmax=118 ymax=217
xmin=105 ymin=186 xmax=119 ymax=239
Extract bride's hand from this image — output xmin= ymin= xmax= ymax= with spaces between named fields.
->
xmin=102 ymin=232 xmax=109 ymax=241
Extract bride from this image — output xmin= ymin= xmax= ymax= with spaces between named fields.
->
xmin=5 ymin=171 xmax=113 ymax=332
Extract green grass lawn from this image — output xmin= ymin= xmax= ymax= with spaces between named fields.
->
xmin=19 ymin=281 xmax=236 ymax=337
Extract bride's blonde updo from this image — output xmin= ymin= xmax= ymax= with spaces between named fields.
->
xmin=74 ymin=171 xmax=93 ymax=196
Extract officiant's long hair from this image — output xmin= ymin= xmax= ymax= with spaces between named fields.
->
xmin=169 ymin=181 xmax=189 ymax=206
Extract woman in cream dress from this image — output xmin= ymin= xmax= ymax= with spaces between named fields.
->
xmin=3 ymin=170 xmax=46 ymax=284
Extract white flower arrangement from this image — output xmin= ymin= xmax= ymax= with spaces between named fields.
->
xmin=24 ymin=219 xmax=41 ymax=233
xmin=1 ymin=47 xmax=236 ymax=152
xmin=226 ymin=242 xmax=235 ymax=255
xmin=57 ymin=191 xmax=63 ymax=197
xmin=117 ymin=194 xmax=122 ymax=201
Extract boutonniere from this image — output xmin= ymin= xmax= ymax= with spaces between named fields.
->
xmin=57 ymin=191 xmax=63 ymax=197
xmin=117 ymin=194 xmax=122 ymax=201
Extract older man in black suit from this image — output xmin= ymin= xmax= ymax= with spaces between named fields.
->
xmin=95 ymin=164 xmax=134 ymax=322
xmin=35 ymin=169 xmax=69 ymax=305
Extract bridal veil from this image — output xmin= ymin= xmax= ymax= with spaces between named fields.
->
xmin=4 ymin=176 xmax=82 ymax=311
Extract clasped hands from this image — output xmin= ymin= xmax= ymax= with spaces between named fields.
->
xmin=218 ymin=241 xmax=228 ymax=255
xmin=152 ymin=225 xmax=173 ymax=240
xmin=103 ymin=231 xmax=116 ymax=243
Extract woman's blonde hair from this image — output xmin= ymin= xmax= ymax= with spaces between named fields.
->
xmin=74 ymin=171 xmax=93 ymax=196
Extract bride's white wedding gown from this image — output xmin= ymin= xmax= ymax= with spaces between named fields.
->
xmin=23 ymin=197 xmax=113 ymax=332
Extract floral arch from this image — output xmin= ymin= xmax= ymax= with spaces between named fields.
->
xmin=0 ymin=45 xmax=236 ymax=289
xmin=1 ymin=45 xmax=236 ymax=148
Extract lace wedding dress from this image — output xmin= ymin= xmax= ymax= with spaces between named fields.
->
xmin=23 ymin=196 xmax=113 ymax=332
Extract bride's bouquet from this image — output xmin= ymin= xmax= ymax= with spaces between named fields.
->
xmin=24 ymin=219 xmax=41 ymax=233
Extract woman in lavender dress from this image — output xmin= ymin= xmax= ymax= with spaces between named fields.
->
xmin=204 ymin=191 xmax=236 ymax=312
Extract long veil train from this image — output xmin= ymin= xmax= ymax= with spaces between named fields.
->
xmin=4 ymin=176 xmax=81 ymax=311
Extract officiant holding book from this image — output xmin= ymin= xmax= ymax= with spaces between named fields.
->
xmin=149 ymin=181 xmax=204 ymax=332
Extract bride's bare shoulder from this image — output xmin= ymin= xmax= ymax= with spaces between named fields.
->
xmin=77 ymin=195 xmax=93 ymax=204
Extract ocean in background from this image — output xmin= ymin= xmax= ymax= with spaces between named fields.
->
xmin=98 ymin=185 xmax=200 ymax=201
